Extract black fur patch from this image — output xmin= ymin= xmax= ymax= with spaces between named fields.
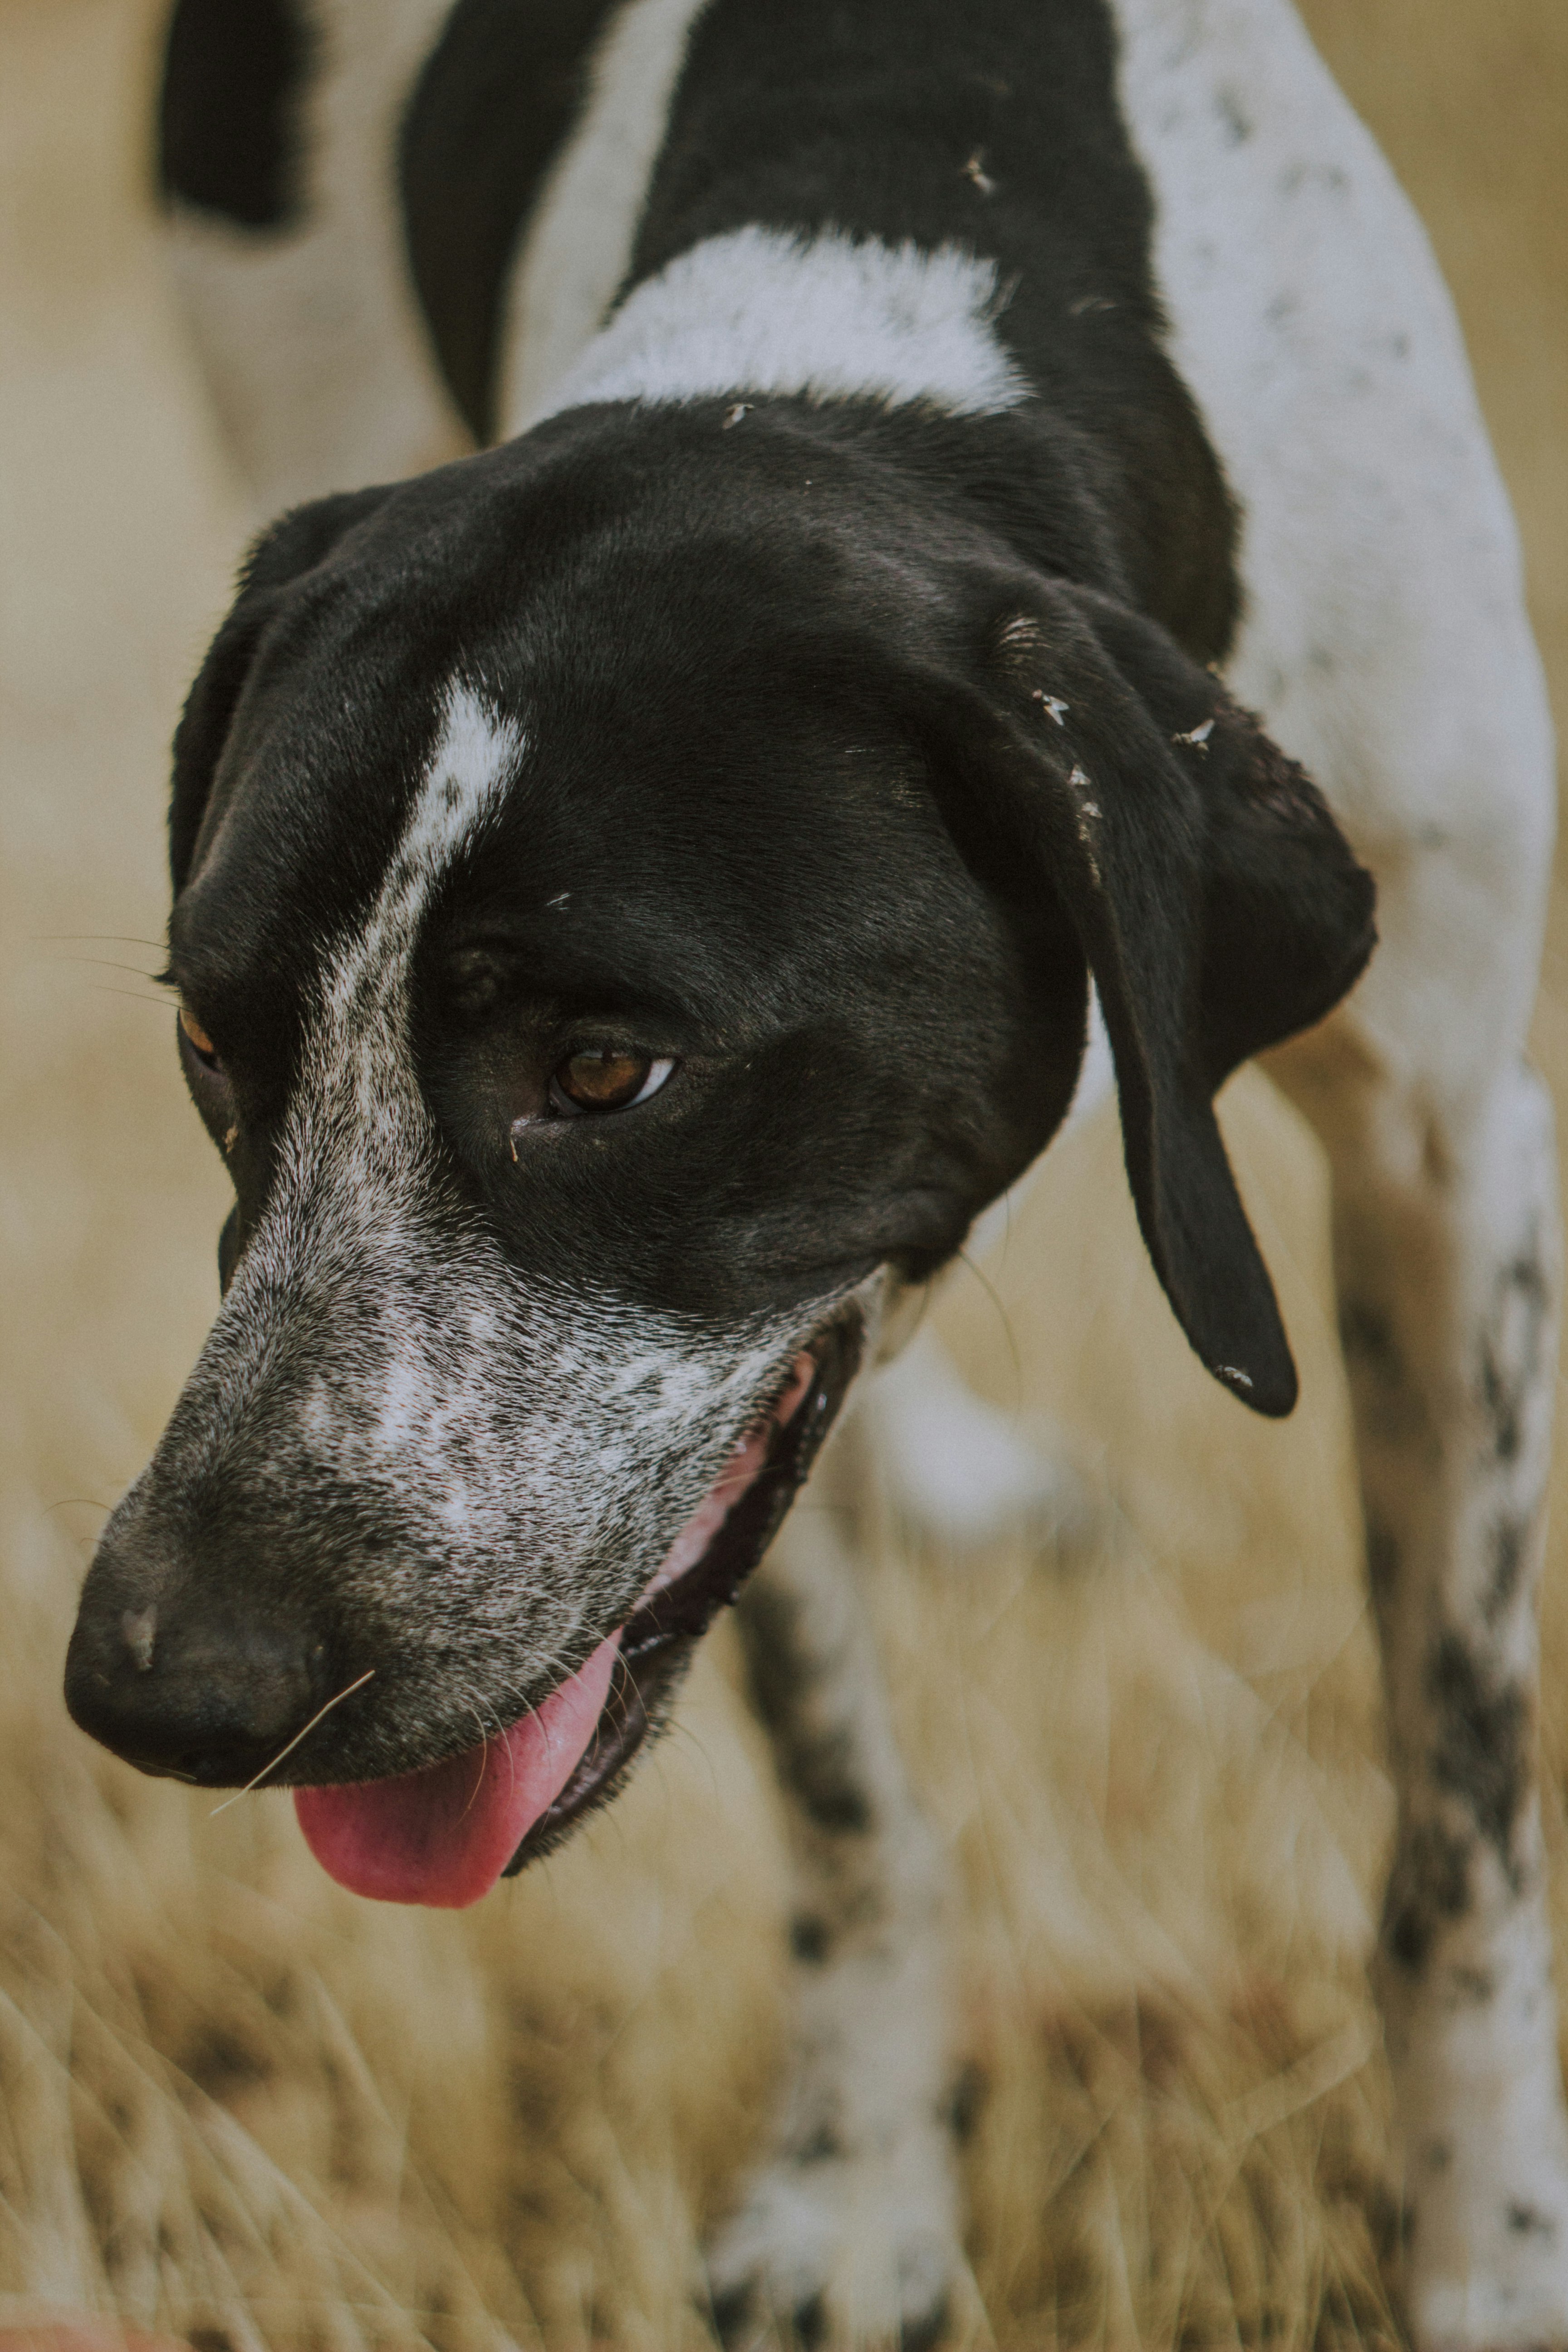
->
xmin=159 ymin=0 xmax=312 ymax=229
xmin=788 ymin=1737 xmax=874 ymax=1836
xmin=899 ymin=2297 xmax=952 ymax=2352
xmin=399 ymin=0 xmax=620 ymax=441
xmin=790 ymin=2293 xmax=828 ymax=2352
xmin=1485 ymin=1515 xmax=1529 ymax=1627
xmin=792 ymin=2123 xmax=844 ymax=2166
xmin=945 ymin=2058 xmax=987 ymax=2146
xmin=789 ymin=1912 xmax=832 ymax=1965
xmin=1384 ymin=1636 xmax=1534 ymax=1975
xmin=1477 ymin=1242 xmax=1549 ymax=1467
xmin=1507 ymin=2202 xmax=1558 ymax=2240
xmin=1426 ymin=1633 xmax=1529 ymax=1883
xmin=1384 ymin=1820 xmax=1473 ymax=1975
xmin=737 ymin=1583 xmax=875 ymax=1834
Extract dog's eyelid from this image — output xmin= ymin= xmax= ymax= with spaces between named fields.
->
xmin=177 ymin=1000 xmax=226 ymax=1073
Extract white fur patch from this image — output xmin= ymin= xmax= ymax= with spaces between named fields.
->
xmin=1061 ymin=982 xmax=1115 ymax=1139
xmin=525 ymin=227 xmax=1030 ymax=426
xmin=1108 ymin=0 xmax=1552 ymax=919
xmin=499 ymin=0 xmax=716 ymax=433
xmin=360 ymin=682 xmax=521 ymax=927
xmin=323 ymin=680 xmax=522 ymax=1071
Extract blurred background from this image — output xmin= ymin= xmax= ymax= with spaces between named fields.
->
xmin=0 ymin=1 xmax=1564 ymax=2343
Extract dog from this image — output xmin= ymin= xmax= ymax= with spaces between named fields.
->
xmin=61 ymin=0 xmax=1568 ymax=2342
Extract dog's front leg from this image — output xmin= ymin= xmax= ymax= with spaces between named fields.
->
xmin=1271 ymin=1009 xmax=1568 ymax=2348
xmin=706 ymin=1493 xmax=962 ymax=2351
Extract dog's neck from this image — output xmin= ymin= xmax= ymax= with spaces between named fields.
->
xmin=401 ymin=0 xmax=1241 ymax=665
xmin=513 ymin=226 xmax=1030 ymax=433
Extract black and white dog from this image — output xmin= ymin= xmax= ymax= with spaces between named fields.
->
xmin=64 ymin=0 xmax=1567 ymax=2342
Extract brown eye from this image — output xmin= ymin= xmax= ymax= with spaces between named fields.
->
xmin=178 ymin=1003 xmax=221 ymax=1067
xmin=548 ymin=1048 xmax=674 ymax=1117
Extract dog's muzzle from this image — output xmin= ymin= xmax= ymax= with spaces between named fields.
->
xmin=287 ymin=1316 xmax=862 ymax=1904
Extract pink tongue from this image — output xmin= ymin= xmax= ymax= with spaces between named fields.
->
xmin=294 ymin=1633 xmax=619 ymax=1908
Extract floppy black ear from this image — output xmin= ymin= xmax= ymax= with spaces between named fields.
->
xmin=927 ymin=577 xmax=1375 ymax=1418
xmin=170 ymin=485 xmax=391 ymax=890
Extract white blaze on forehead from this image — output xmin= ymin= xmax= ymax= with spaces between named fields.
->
xmin=527 ymin=228 xmax=1032 ymax=426
xmin=402 ymin=681 xmax=523 ymax=865
xmin=220 ymin=675 xmax=527 ymax=1251
xmin=318 ymin=680 xmax=523 ymax=1123
xmin=335 ymin=680 xmax=524 ymax=995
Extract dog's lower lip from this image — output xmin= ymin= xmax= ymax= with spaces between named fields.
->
xmin=498 ymin=1314 xmax=863 ymax=1875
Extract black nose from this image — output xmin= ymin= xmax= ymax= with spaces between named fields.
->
xmin=65 ymin=1532 xmax=320 ymax=1787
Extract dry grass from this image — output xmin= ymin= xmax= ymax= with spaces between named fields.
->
xmin=0 ymin=0 xmax=1564 ymax=2343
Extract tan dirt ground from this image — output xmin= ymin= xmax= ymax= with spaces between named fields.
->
xmin=0 ymin=1 xmax=1564 ymax=2344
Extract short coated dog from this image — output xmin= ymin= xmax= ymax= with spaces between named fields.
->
xmin=64 ymin=0 xmax=1568 ymax=2342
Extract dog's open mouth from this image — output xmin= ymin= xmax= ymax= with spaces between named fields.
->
xmin=292 ymin=1318 xmax=861 ymax=1907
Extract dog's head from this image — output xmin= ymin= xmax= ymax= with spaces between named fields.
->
xmin=65 ymin=405 xmax=1373 ymax=1902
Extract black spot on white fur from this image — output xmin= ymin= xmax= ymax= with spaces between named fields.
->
xmin=789 ymin=1912 xmax=832 ymax=1965
xmin=1385 ymin=1821 xmax=1473 ymax=1976
xmin=1507 ymin=2202 xmax=1558 ymax=2241
xmin=739 ymin=1585 xmax=877 ymax=1838
xmin=1478 ymin=1242 xmax=1550 ymax=1468
xmin=1382 ymin=1633 xmax=1533 ymax=1979
xmin=945 ymin=2059 xmax=987 ymax=2146
xmin=897 ymin=2296 xmax=952 ymax=2352
xmin=1426 ymin=1632 xmax=1530 ymax=1887
xmin=1484 ymin=1515 xmax=1529 ymax=1627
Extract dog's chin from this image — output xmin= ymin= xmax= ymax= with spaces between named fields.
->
xmin=293 ymin=1318 xmax=862 ymax=1908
